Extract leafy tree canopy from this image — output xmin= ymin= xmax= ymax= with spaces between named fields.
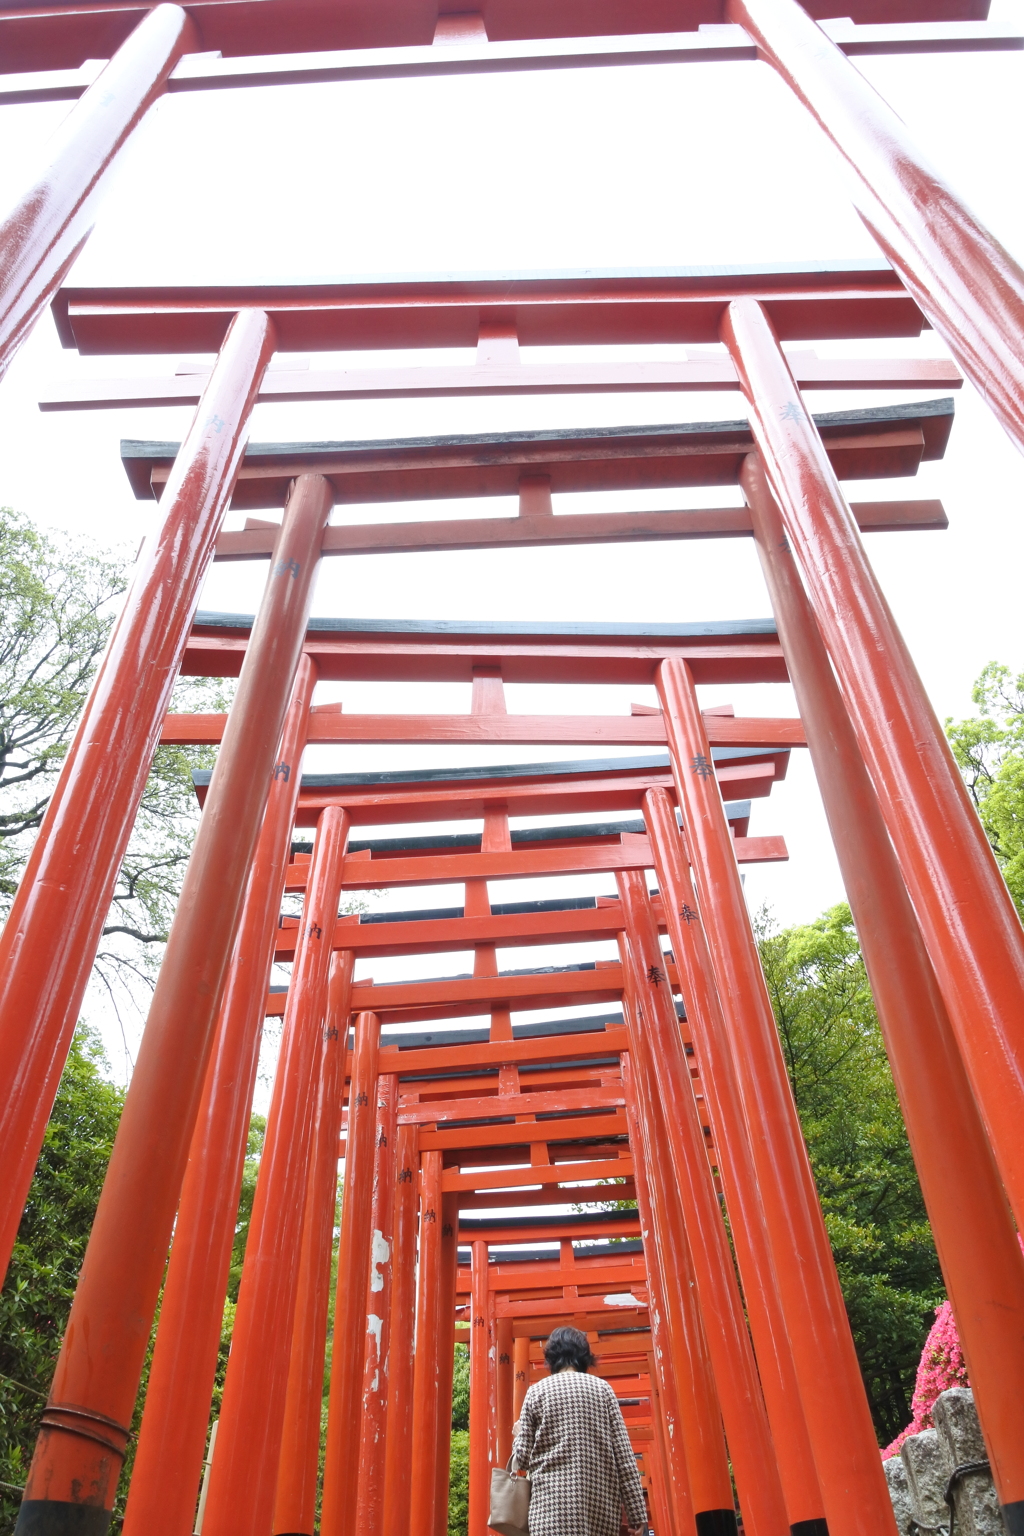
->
xmin=448 ymin=1430 xmax=469 ymax=1536
xmin=0 ymin=1039 xmax=268 ymax=1534
xmin=446 ymin=1347 xmax=471 ymax=1535
xmin=0 ymin=1028 xmax=124 ymax=1531
xmin=946 ymin=660 xmax=1024 ymax=916
xmin=451 ymin=1342 xmax=470 ymax=1432
xmin=757 ymin=903 xmax=943 ymax=1445
xmin=0 ymin=507 xmax=125 ymax=896
xmin=0 ymin=505 xmax=231 ymax=1050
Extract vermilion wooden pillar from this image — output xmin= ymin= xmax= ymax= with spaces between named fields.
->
xmin=742 ymin=452 xmax=1024 ymax=1526
xmin=512 ymin=1337 xmax=530 ymax=1426
xmin=469 ymin=1239 xmax=492 ymax=1536
xmin=202 ymin=805 xmax=350 ymax=1536
xmin=355 ymin=1073 xmax=399 ymax=1536
xmin=645 ymin=1362 xmax=680 ymax=1536
xmin=486 ymin=1283 xmax=498 ymax=1488
xmin=433 ymin=1191 xmax=461 ymax=1536
xmin=410 ymin=1151 xmax=446 ymax=1536
xmin=125 ymin=658 xmax=318 ymax=1536
xmin=17 ymin=468 xmax=329 ymax=1536
xmin=381 ymin=1123 xmax=419 ymax=1536
xmin=642 ymin=787 xmax=825 ymax=1536
xmin=0 ymin=307 xmax=275 ymax=1294
xmin=0 ymin=3 xmax=196 ymax=381
xmin=655 ymin=656 xmax=897 ymax=1536
xmin=619 ymin=946 xmax=735 ymax=1536
xmin=721 ymin=297 xmax=1024 ymax=1248
xmin=320 ymin=1010 xmax=383 ymax=1536
xmin=618 ymin=870 xmax=789 ymax=1536
xmin=495 ymin=1317 xmax=514 ymax=1465
xmin=727 ymin=0 xmax=1024 ymax=463
xmin=621 ymin=1050 xmax=695 ymax=1536
xmin=273 ymin=950 xmax=357 ymax=1536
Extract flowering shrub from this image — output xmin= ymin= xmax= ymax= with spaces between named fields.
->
xmin=881 ymin=1302 xmax=970 ymax=1458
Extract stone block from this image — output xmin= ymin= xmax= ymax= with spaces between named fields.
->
xmin=885 ymin=1455 xmax=915 ymax=1536
xmin=934 ymin=1388 xmax=987 ymax=1469
xmin=933 ymin=1388 xmax=1002 ymax=1536
xmin=902 ymin=1429 xmax=949 ymax=1531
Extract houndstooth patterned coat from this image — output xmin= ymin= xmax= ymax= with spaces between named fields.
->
xmin=512 ymin=1369 xmax=647 ymax=1536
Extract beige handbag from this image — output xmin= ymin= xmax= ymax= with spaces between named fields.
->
xmin=489 ymin=1454 xmax=531 ymax=1536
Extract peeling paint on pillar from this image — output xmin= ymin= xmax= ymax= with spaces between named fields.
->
xmin=370 ymin=1229 xmax=391 ymax=1292
xmin=366 ymin=1313 xmax=384 ymax=1393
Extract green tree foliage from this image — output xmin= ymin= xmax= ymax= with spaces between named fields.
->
xmin=446 ymin=1346 xmax=471 ymax=1535
xmin=451 ymin=1342 xmax=470 ymax=1431
xmin=946 ymin=660 xmax=1024 ymax=916
xmin=208 ymin=1114 xmax=267 ymax=1421
xmin=0 ymin=1029 xmax=124 ymax=1531
xmin=448 ymin=1345 xmax=472 ymax=1536
xmin=0 ymin=1049 xmax=269 ymax=1533
xmin=229 ymin=1115 xmax=267 ymax=1303
xmin=448 ymin=1431 xmax=470 ymax=1536
xmin=757 ymin=903 xmax=943 ymax=1445
xmin=0 ymin=507 xmax=125 ymax=896
xmin=0 ymin=505 xmax=231 ymax=1044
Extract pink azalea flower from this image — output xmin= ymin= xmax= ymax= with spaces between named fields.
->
xmin=881 ymin=1302 xmax=969 ymax=1459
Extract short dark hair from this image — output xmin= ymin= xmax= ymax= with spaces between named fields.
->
xmin=543 ymin=1326 xmax=597 ymax=1374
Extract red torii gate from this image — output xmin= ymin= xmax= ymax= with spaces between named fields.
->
xmin=4 ymin=0 xmax=1024 ymax=440
xmin=0 ymin=12 xmax=1023 ymax=1534
xmin=4 ymin=584 xmax=1024 ymax=1536
xmin=1 ymin=318 xmax=1023 ymax=1536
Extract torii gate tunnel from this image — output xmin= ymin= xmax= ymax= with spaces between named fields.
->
xmin=2 ymin=5 xmax=1024 ymax=1536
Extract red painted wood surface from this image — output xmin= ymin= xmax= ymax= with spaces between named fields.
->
xmin=0 ymin=310 xmax=275 ymax=1290
xmin=55 ymin=262 xmax=926 ymax=354
xmin=182 ymin=625 xmax=789 ymax=687
xmin=3 ymin=0 xmax=988 ymax=75
xmin=164 ymin=709 xmax=804 ymax=748
xmin=41 ymin=357 xmax=962 ymax=415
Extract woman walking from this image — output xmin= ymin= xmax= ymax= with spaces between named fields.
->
xmin=512 ymin=1325 xmax=648 ymax=1536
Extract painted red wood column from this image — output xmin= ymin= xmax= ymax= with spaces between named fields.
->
xmin=721 ymin=298 xmax=1024 ymax=1234
xmin=618 ymin=870 xmax=789 ymax=1536
xmin=742 ymin=451 xmax=1024 ymax=1528
xmin=642 ymin=787 xmax=825 ymax=1536
xmin=272 ymin=950 xmax=357 ymax=1536
xmin=645 ymin=1367 xmax=680 ymax=1536
xmin=495 ymin=1317 xmax=514 ymax=1466
xmin=320 ymin=1010 xmax=383 ymax=1536
xmin=124 ymin=657 xmax=318 ymax=1536
xmin=469 ymin=1239 xmax=492 ymax=1536
xmin=512 ymin=1337 xmax=530 ymax=1426
xmin=655 ymin=655 xmax=896 ymax=1536
xmin=619 ymin=942 xmax=735 ymax=1536
xmin=433 ymin=1190 xmax=461 ymax=1536
xmin=201 ymin=805 xmax=350 ymax=1536
xmin=621 ymin=1049 xmax=695 ymax=1536
xmin=16 ymin=468 xmax=329 ymax=1536
xmin=410 ymin=1150 xmax=446 ymax=1536
xmin=381 ymin=1123 xmax=420 ymax=1536
xmin=0 ymin=3 xmax=197 ymax=381
xmin=726 ymin=0 xmax=1024 ymax=461
xmin=355 ymin=1073 xmax=399 ymax=1536
xmin=0 ymin=307 xmax=275 ymax=1292
xmin=486 ymin=1282 xmax=498 ymax=1487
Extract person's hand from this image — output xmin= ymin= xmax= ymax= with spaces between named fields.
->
xmin=626 ymin=1524 xmax=646 ymax=1536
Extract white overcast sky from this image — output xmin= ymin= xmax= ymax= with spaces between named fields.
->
xmin=3 ymin=4 xmax=1024 ymax=1080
